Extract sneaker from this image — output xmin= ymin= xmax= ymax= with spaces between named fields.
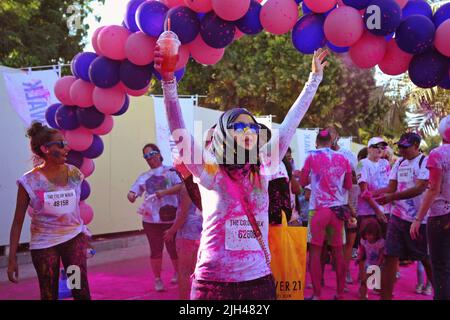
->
xmin=154 ymin=278 xmax=165 ymax=292
xmin=352 ymin=248 xmax=358 ymax=260
xmin=396 ymin=271 xmax=401 ymax=279
xmin=170 ymin=274 xmax=178 ymax=285
xmin=306 ymin=283 xmax=313 ymax=289
xmin=305 ymin=295 xmax=320 ymax=300
xmin=346 ymin=271 xmax=353 ymax=284
xmin=343 ymin=286 xmax=350 ymax=293
xmin=423 ymin=284 xmax=432 ymax=296
xmin=415 ymin=284 xmax=424 ymax=294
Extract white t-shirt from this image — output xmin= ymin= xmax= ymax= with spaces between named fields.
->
xmin=389 ymin=154 xmax=429 ymax=223
xmin=356 ymin=158 xmax=391 ymax=216
xmin=130 ymin=166 xmax=181 ymax=224
xmin=338 ymin=148 xmax=358 ymax=172
xmin=426 ymin=144 xmax=450 ymax=217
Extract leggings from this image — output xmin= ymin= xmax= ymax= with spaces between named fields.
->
xmin=30 ymin=233 xmax=91 ymax=300
xmin=142 ymin=222 xmax=178 ymax=260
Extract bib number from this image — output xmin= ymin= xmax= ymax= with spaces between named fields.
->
xmin=225 ymin=216 xmax=266 ymax=251
xmin=44 ymin=189 xmax=76 ymax=215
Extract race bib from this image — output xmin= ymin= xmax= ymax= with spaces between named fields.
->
xmin=398 ymin=166 xmax=413 ymax=183
xmin=225 ymin=216 xmax=266 ymax=251
xmin=44 ymin=189 xmax=76 ymax=215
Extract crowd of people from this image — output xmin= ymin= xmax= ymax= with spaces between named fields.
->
xmin=6 ymin=47 xmax=449 ymax=301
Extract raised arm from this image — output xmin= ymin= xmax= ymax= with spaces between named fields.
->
xmin=265 ymin=49 xmax=328 ymax=165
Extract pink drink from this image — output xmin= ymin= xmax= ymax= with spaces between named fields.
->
xmin=157 ymin=31 xmax=180 ymax=73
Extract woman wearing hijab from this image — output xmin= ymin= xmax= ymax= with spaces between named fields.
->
xmin=153 ymin=47 xmax=329 ymax=300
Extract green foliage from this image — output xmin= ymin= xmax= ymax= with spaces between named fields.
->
xmin=0 ymin=0 xmax=103 ymax=68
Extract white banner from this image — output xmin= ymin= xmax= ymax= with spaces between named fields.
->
xmin=3 ymin=69 xmax=59 ymax=126
xmin=152 ymin=96 xmax=195 ymax=166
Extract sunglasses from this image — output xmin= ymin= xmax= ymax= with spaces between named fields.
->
xmin=45 ymin=141 xmax=68 ymax=149
xmin=144 ymin=150 xmax=160 ymax=159
xmin=228 ymin=122 xmax=261 ymax=134
xmin=370 ymin=144 xmax=387 ymax=150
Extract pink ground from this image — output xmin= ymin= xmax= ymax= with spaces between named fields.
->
xmin=0 ymin=253 xmax=433 ymax=300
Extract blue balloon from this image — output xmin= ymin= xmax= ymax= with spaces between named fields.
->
xmin=120 ymin=60 xmax=153 ymax=90
xmin=81 ymin=135 xmax=104 ymax=159
xmin=236 ymin=0 xmax=263 ymax=35
xmin=89 ymin=57 xmax=121 ymax=88
xmin=395 ymin=15 xmax=435 ymax=54
xmin=66 ymin=150 xmax=84 ymax=168
xmin=77 ymin=106 xmax=105 ymax=129
xmin=402 ymin=0 xmax=432 ymax=20
xmin=80 ymin=180 xmax=91 ymax=201
xmin=124 ymin=0 xmax=146 ymax=32
xmin=55 ymin=105 xmax=80 ymax=130
xmin=153 ymin=67 xmax=185 ymax=82
xmin=327 ymin=41 xmax=349 ymax=53
xmin=439 ymin=72 xmax=450 ymax=90
xmin=385 ymin=32 xmax=395 ymax=42
xmin=343 ymin=0 xmax=370 ymax=10
xmin=433 ymin=3 xmax=450 ymax=28
xmin=302 ymin=2 xmax=312 ymax=14
xmin=136 ymin=0 xmax=168 ymax=37
xmin=292 ymin=14 xmax=326 ymax=55
xmin=200 ymin=12 xmax=235 ymax=49
xmin=45 ymin=103 xmax=62 ymax=129
xmin=166 ymin=6 xmax=200 ymax=44
xmin=113 ymin=95 xmax=130 ymax=116
xmin=71 ymin=52 xmax=98 ymax=82
xmin=408 ymin=49 xmax=449 ymax=88
xmin=364 ymin=0 xmax=401 ymax=36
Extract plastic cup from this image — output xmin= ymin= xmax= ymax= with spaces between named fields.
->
xmin=157 ymin=31 xmax=181 ymax=73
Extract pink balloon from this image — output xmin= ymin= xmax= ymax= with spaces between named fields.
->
xmin=378 ymin=40 xmax=413 ymax=75
xmin=395 ymin=0 xmax=408 ymax=9
xmin=162 ymin=0 xmax=185 ymax=7
xmin=92 ymin=26 xmax=105 ymax=55
xmin=98 ymin=25 xmax=130 ymax=61
xmin=188 ymin=35 xmax=225 ymax=65
xmin=65 ymin=127 xmax=94 ymax=151
xmin=175 ymin=45 xmax=190 ymax=70
xmin=120 ymin=82 xmax=150 ymax=96
xmin=80 ymin=158 xmax=95 ymax=178
xmin=324 ymin=6 xmax=364 ymax=47
xmin=90 ymin=115 xmax=114 ymax=136
xmin=212 ymin=0 xmax=250 ymax=21
xmin=234 ymin=27 xmax=245 ymax=41
xmin=304 ymin=0 xmax=337 ymax=13
xmin=54 ymin=76 xmax=76 ymax=105
xmin=260 ymin=0 xmax=298 ymax=35
xmin=93 ymin=85 xmax=126 ymax=115
xmin=349 ymin=32 xmax=387 ymax=69
xmin=70 ymin=79 xmax=94 ymax=108
xmin=79 ymin=201 xmax=94 ymax=225
xmin=435 ymin=20 xmax=450 ymax=58
xmin=184 ymin=0 xmax=213 ymax=13
xmin=125 ymin=32 xmax=156 ymax=66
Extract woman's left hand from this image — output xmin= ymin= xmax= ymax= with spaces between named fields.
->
xmin=163 ymin=228 xmax=176 ymax=242
xmin=410 ymin=220 xmax=421 ymax=240
xmin=311 ymin=48 xmax=329 ymax=76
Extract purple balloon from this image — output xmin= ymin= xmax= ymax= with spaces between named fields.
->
xmin=113 ymin=95 xmax=130 ymax=116
xmin=327 ymin=41 xmax=349 ymax=53
xmin=153 ymin=67 xmax=185 ymax=82
xmin=433 ymin=3 xmax=450 ymax=28
xmin=66 ymin=150 xmax=84 ymax=168
xmin=45 ymin=103 xmax=62 ymax=129
xmin=80 ymin=180 xmax=91 ymax=201
xmin=438 ymin=69 xmax=450 ymax=89
xmin=200 ymin=12 xmax=235 ymax=49
xmin=81 ymin=135 xmax=104 ymax=159
xmin=364 ymin=0 xmax=401 ymax=36
xmin=292 ymin=14 xmax=326 ymax=55
xmin=301 ymin=2 xmax=312 ymax=14
xmin=166 ymin=6 xmax=200 ymax=44
xmin=136 ymin=0 xmax=168 ymax=37
xmin=120 ymin=60 xmax=153 ymax=90
xmin=124 ymin=0 xmax=146 ymax=32
xmin=71 ymin=52 xmax=98 ymax=82
xmin=343 ymin=0 xmax=370 ymax=10
xmin=55 ymin=105 xmax=80 ymax=130
xmin=402 ymin=0 xmax=432 ymax=20
xmin=395 ymin=15 xmax=435 ymax=54
xmin=89 ymin=57 xmax=121 ymax=88
xmin=236 ymin=0 xmax=263 ymax=35
xmin=77 ymin=106 xmax=105 ymax=129
xmin=408 ymin=49 xmax=449 ymax=88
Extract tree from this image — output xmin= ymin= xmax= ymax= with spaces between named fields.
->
xmin=0 ymin=0 xmax=103 ymax=68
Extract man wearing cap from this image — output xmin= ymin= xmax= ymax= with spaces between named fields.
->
xmin=374 ymin=132 xmax=433 ymax=300
xmin=410 ymin=116 xmax=450 ymax=300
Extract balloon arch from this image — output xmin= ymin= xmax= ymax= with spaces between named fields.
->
xmin=46 ymin=0 xmax=450 ymax=224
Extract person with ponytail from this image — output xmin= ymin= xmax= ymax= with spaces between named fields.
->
xmin=7 ymin=122 xmax=91 ymax=300
xmin=153 ymin=46 xmax=329 ymax=300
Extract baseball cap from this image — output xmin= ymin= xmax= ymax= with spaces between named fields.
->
xmin=367 ymin=137 xmax=387 ymax=148
xmin=395 ymin=132 xmax=421 ymax=148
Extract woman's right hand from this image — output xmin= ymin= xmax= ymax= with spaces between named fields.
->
xmin=153 ymin=44 xmax=175 ymax=81
xmin=7 ymin=256 xmax=19 ymax=283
